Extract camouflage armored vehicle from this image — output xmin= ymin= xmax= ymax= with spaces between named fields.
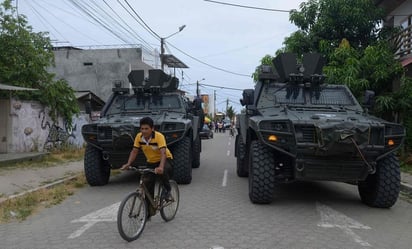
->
xmin=82 ymin=69 xmax=203 ymax=185
xmin=235 ymin=53 xmax=405 ymax=208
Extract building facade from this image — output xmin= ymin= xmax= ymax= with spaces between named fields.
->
xmin=0 ymin=46 xmax=156 ymax=153
xmin=49 ymin=46 xmax=155 ymax=101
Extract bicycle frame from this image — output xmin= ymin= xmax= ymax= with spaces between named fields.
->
xmin=137 ymin=176 xmax=161 ymax=210
xmin=117 ymin=166 xmax=179 ymax=242
xmin=136 ymin=170 xmax=172 ymax=211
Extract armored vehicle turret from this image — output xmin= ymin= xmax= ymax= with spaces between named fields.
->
xmin=82 ymin=69 xmax=203 ymax=185
xmin=235 ymin=53 xmax=405 ymax=208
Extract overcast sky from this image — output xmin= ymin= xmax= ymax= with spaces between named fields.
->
xmin=17 ymin=0 xmax=305 ymax=113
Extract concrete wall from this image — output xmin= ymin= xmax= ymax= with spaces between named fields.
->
xmin=8 ymin=98 xmax=89 ymax=152
xmin=389 ymin=0 xmax=412 ymax=27
xmin=49 ymin=47 xmax=154 ymax=102
xmin=0 ymin=99 xmax=10 ymax=153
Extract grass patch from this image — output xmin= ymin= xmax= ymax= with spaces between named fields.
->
xmin=400 ymin=153 xmax=412 ymax=174
xmin=0 ymin=147 xmax=84 ymax=172
xmin=0 ymin=173 xmax=86 ymax=223
xmin=400 ymin=191 xmax=412 ymax=204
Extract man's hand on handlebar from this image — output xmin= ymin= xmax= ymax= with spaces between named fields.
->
xmin=120 ymin=164 xmax=131 ymax=171
xmin=154 ymin=166 xmax=164 ymax=175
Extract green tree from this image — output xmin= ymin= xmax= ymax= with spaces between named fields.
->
xmin=226 ymin=105 xmax=235 ymax=121
xmin=322 ymin=38 xmax=407 ymax=124
xmin=288 ymin=0 xmax=385 ymax=53
xmin=252 ymin=54 xmax=274 ymax=82
xmin=0 ymin=0 xmax=79 ymax=128
xmin=254 ymin=0 xmax=404 ymax=110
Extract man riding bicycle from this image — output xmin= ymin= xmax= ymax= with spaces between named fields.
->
xmin=121 ymin=117 xmax=173 ymax=203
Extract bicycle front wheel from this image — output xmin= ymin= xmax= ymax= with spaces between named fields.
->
xmin=117 ymin=192 xmax=148 ymax=242
xmin=160 ymin=180 xmax=180 ymax=222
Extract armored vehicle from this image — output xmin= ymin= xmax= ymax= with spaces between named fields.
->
xmin=235 ymin=53 xmax=405 ymax=208
xmin=82 ymin=69 xmax=203 ymax=185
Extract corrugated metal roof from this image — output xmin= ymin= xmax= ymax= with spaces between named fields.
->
xmin=0 ymin=83 xmax=38 ymax=91
xmin=161 ymin=54 xmax=189 ymax=68
xmin=74 ymin=91 xmax=105 ymax=106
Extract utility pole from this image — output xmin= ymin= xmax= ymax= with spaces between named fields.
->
xmin=160 ymin=38 xmax=165 ymax=70
xmin=226 ymin=98 xmax=229 ymax=114
xmin=160 ymin=25 xmax=186 ymax=71
xmin=196 ymin=78 xmax=205 ymax=97
xmin=214 ymin=90 xmax=216 ymax=120
xmin=196 ymin=80 xmax=199 ymax=97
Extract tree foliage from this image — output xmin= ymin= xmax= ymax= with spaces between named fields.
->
xmin=0 ymin=0 xmax=79 ymax=128
xmin=226 ymin=105 xmax=235 ymax=121
xmin=289 ymin=0 xmax=385 ymax=52
xmin=252 ymin=54 xmax=274 ymax=82
xmin=253 ymin=0 xmax=409 ymax=119
xmin=323 ymin=39 xmax=404 ymax=98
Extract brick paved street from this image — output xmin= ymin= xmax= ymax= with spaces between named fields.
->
xmin=1 ymin=132 xmax=412 ymax=249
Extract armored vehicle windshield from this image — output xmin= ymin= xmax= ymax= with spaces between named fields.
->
xmin=105 ymin=94 xmax=185 ymax=116
xmin=257 ymin=83 xmax=362 ymax=112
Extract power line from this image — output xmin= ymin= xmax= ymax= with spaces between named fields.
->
xmin=27 ymin=1 xmax=65 ymax=41
xmin=101 ymin=0 xmax=154 ymax=50
xmin=199 ymin=83 xmax=244 ymax=91
xmin=204 ymin=0 xmax=292 ymax=13
xmin=167 ymin=42 xmax=252 ymax=77
xmin=122 ymin=0 xmax=161 ymax=39
xmin=33 ymin=1 xmax=107 ymax=45
xmin=68 ymin=0 xmax=130 ymax=44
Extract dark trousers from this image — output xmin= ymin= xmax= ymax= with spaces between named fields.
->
xmin=144 ymin=159 xmax=173 ymax=198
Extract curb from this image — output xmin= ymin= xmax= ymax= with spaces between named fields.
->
xmin=0 ymin=175 xmax=78 ymax=204
xmin=0 ymin=152 xmax=49 ymax=166
xmin=401 ymin=182 xmax=412 ymax=195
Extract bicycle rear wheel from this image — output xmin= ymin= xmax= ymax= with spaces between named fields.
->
xmin=160 ymin=180 xmax=179 ymax=222
xmin=117 ymin=192 xmax=148 ymax=242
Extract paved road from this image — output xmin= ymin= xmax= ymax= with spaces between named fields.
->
xmin=1 ymin=132 xmax=412 ymax=249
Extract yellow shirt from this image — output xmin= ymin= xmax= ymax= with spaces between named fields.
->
xmin=133 ymin=131 xmax=173 ymax=163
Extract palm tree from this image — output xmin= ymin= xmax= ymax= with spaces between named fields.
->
xmin=226 ymin=106 xmax=235 ymax=121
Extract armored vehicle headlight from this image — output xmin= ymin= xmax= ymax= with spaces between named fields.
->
xmin=383 ymin=124 xmax=405 ymax=150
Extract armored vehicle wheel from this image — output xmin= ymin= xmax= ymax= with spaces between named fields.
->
xmin=192 ymin=136 xmax=201 ymax=168
xmin=84 ymin=145 xmax=110 ymax=186
xmin=172 ymin=136 xmax=192 ymax=184
xmin=236 ymin=135 xmax=248 ymax=177
xmin=358 ymin=153 xmax=400 ymax=208
xmin=248 ymin=140 xmax=275 ymax=204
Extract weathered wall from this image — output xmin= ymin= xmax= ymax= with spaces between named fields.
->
xmin=8 ymin=98 xmax=89 ymax=152
xmin=49 ymin=47 xmax=154 ymax=102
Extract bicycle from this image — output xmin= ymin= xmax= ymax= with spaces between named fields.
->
xmin=117 ymin=166 xmax=180 ymax=242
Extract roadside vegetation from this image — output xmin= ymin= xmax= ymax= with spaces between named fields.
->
xmin=0 ymin=0 xmax=79 ymax=128
xmin=0 ymin=146 xmax=86 ymax=223
xmin=400 ymin=153 xmax=412 ymax=174
xmin=0 ymin=173 xmax=86 ymax=223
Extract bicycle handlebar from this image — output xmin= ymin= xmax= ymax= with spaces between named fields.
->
xmin=128 ymin=166 xmax=156 ymax=174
